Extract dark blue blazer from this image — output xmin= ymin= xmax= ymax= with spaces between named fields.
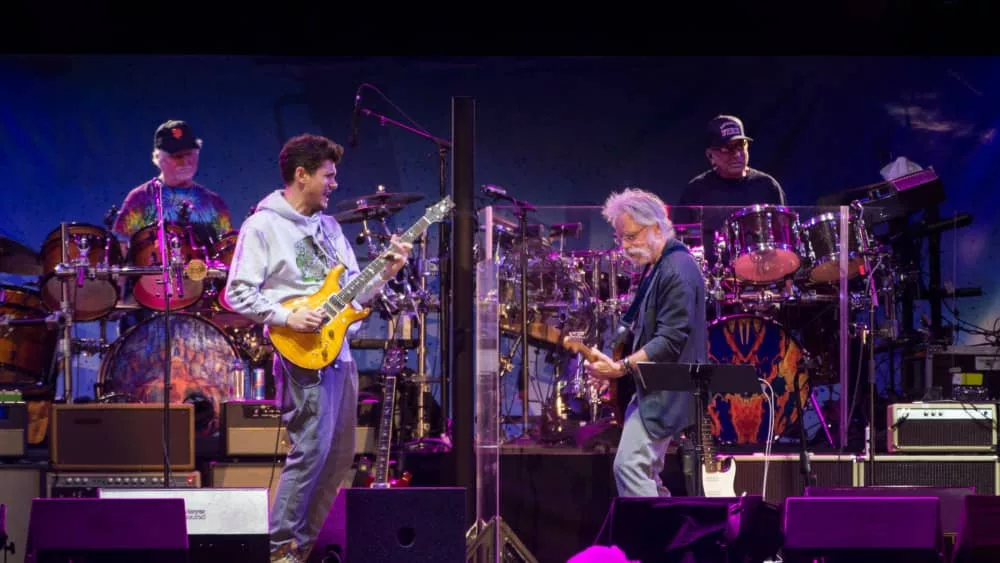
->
xmin=630 ymin=238 xmax=707 ymax=441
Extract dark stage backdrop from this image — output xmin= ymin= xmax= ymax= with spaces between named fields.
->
xmin=1 ymin=55 xmax=997 ymax=440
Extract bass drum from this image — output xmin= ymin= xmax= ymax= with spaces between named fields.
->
xmin=706 ymin=314 xmax=809 ymax=445
xmin=99 ymin=312 xmax=242 ymax=435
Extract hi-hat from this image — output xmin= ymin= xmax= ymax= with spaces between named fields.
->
xmin=0 ymin=236 xmax=42 ymax=276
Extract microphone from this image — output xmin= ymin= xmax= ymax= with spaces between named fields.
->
xmin=482 ymin=184 xmax=507 ymax=198
xmin=348 ymin=87 xmax=362 ymax=148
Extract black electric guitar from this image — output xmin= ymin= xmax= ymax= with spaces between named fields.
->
xmin=364 ymin=345 xmax=411 ymax=488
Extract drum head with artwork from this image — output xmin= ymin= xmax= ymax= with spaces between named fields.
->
xmin=706 ymin=314 xmax=810 ymax=445
xmin=99 ymin=313 xmax=241 ymax=435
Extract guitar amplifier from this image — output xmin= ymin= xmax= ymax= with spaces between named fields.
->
xmin=888 ymin=402 xmax=997 ymax=453
xmin=221 ymin=401 xmax=289 ymax=456
xmin=221 ymin=401 xmax=377 ymax=456
xmin=47 ymin=471 xmax=202 ymax=497
xmin=727 ymin=453 xmax=860 ymax=507
xmin=50 ymin=403 xmax=195 ymax=471
xmin=0 ymin=401 xmax=26 ymax=457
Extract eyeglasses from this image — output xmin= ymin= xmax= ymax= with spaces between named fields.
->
xmin=712 ymin=140 xmax=749 ymax=155
xmin=615 ymin=225 xmax=648 ymax=245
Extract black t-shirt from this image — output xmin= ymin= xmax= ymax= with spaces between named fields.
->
xmin=673 ymin=168 xmax=787 ymax=268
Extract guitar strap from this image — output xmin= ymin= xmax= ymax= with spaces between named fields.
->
xmin=620 ymin=242 xmax=689 ymax=333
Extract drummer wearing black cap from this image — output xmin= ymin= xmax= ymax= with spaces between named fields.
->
xmin=678 ymin=114 xmax=786 ymax=208
xmin=110 ymin=120 xmax=234 ymax=335
xmin=674 ymin=115 xmax=787 ymax=268
xmin=112 ymin=119 xmax=233 ymax=249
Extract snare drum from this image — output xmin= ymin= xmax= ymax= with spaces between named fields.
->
xmin=0 ymin=285 xmax=58 ymax=388
xmin=128 ymin=223 xmax=207 ymax=311
xmin=724 ymin=205 xmax=802 ymax=283
xmin=800 ymin=212 xmax=869 ymax=283
xmin=40 ymin=223 xmax=123 ymax=321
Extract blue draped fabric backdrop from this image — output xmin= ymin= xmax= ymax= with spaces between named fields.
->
xmin=2 ymin=55 xmax=997 ymax=445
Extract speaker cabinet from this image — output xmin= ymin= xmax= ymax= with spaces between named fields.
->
xmin=604 ymin=496 xmax=781 ymax=563
xmin=728 ymin=453 xmax=859 ymax=506
xmin=0 ymin=465 xmax=44 ymax=563
xmin=310 ymin=487 xmax=467 ymax=563
xmin=784 ymin=496 xmax=942 ymax=562
xmin=860 ymin=455 xmax=999 ymax=494
xmin=25 ymin=497 xmax=189 ymax=562
xmin=51 ymin=404 xmax=194 ymax=471
xmin=99 ymin=488 xmax=270 ymax=563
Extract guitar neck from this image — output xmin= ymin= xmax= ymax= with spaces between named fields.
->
xmin=331 ymin=215 xmax=434 ymax=305
xmin=372 ymin=374 xmax=396 ymax=485
xmin=700 ymin=412 xmax=717 ymax=469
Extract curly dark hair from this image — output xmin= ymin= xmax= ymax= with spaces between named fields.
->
xmin=278 ymin=133 xmax=344 ymax=185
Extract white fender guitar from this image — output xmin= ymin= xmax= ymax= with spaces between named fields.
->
xmin=699 ymin=411 xmax=736 ymax=497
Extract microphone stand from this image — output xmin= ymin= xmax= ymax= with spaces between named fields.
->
xmin=482 ymin=188 xmax=536 ymax=441
xmin=852 ymin=200 xmax=880 ymax=485
xmin=357 ymin=107 xmax=454 ymax=435
xmin=155 ymin=180 xmax=174 ymax=488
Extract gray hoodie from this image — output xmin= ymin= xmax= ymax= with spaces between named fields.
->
xmin=224 ymin=190 xmax=382 ymax=362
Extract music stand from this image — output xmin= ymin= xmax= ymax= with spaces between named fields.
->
xmin=634 ymin=362 xmax=760 ymax=497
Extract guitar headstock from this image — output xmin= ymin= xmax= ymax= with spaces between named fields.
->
xmin=380 ymin=345 xmax=407 ymax=377
xmin=424 ymin=196 xmax=455 ymax=224
xmin=560 ymin=334 xmax=599 ymax=363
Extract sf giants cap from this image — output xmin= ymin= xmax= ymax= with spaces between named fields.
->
xmin=706 ymin=115 xmax=753 ymax=148
xmin=154 ymin=120 xmax=202 ymax=153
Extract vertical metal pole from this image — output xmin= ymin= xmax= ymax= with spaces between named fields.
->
xmin=439 ymin=146 xmax=451 ymax=430
xmin=59 ymin=222 xmax=73 ymax=403
xmin=838 ymin=206 xmax=850 ymax=451
xmin=450 ymin=96 xmax=476 ymax=526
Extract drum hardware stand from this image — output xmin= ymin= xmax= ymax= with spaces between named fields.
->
xmin=58 ymin=222 xmax=75 ymax=404
xmin=793 ymin=355 xmax=819 ymax=495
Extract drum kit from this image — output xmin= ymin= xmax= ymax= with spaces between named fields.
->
xmin=0 ymin=185 xmax=442 ymax=444
xmin=489 ymin=200 xmax=890 ymax=448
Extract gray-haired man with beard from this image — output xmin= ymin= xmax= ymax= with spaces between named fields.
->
xmin=585 ymin=188 xmax=706 ymax=497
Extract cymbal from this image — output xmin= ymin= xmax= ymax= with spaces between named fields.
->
xmin=333 ymin=203 xmax=404 ymax=224
xmin=0 ymin=236 xmax=42 ymax=276
xmin=336 ymin=191 xmax=425 ymax=211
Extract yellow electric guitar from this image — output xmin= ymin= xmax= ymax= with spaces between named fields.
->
xmin=269 ymin=196 xmax=454 ymax=369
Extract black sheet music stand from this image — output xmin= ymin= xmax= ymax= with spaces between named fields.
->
xmin=633 ymin=362 xmax=760 ymax=497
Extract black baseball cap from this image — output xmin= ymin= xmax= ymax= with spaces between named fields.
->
xmin=706 ymin=115 xmax=753 ymax=148
xmin=154 ymin=120 xmax=202 ymax=153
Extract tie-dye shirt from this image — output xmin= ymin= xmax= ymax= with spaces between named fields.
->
xmin=112 ymin=178 xmax=234 ymax=247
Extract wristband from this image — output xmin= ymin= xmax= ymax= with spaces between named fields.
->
xmin=621 ymin=357 xmax=632 ymax=376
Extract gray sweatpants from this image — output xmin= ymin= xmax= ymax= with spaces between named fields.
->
xmin=269 ymin=354 xmax=358 ymax=555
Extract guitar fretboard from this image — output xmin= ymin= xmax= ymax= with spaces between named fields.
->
xmin=372 ymin=374 xmax=397 ymax=487
xmin=329 ymin=216 xmax=433 ymax=309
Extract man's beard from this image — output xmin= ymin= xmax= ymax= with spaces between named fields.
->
xmin=626 ymin=246 xmax=652 ymax=265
